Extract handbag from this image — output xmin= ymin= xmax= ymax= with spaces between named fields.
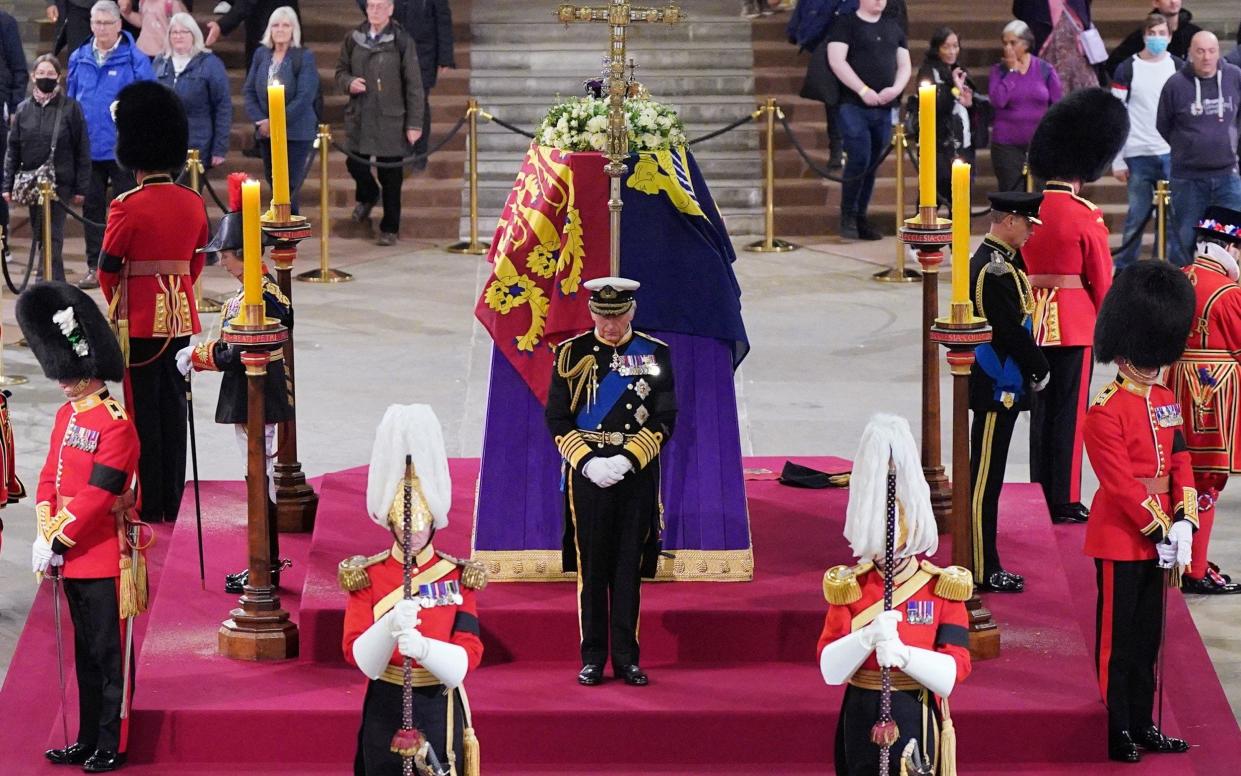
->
xmin=11 ymin=101 xmax=65 ymax=207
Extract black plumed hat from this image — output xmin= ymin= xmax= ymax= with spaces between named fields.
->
xmin=1028 ymin=88 xmax=1129 ymax=184
xmin=16 ymin=282 xmax=125 ymax=383
xmin=114 ymin=80 xmax=188 ymax=174
xmin=1094 ymin=262 xmax=1194 ymax=369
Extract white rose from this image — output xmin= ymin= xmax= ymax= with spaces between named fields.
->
xmin=52 ymin=307 xmax=77 ymax=338
xmin=589 ymin=132 xmax=608 ymax=150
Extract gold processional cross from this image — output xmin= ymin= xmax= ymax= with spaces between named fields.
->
xmin=555 ymin=1 xmax=683 ymax=275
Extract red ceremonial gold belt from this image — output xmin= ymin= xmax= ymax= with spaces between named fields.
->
xmin=579 ymin=429 xmax=637 ymax=446
xmin=379 ymin=664 xmax=440 ymax=688
xmin=127 ymin=261 xmax=192 ymax=276
xmin=1137 ymin=475 xmax=1170 ymax=495
xmin=1028 ymin=274 xmax=1084 ymax=289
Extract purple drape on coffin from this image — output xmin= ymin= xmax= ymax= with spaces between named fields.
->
xmin=474 ymin=331 xmax=749 ymax=557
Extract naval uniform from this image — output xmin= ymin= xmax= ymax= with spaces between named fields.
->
xmin=818 ymin=559 xmax=973 ymax=775
xmin=37 ymin=387 xmax=140 ymax=756
xmin=545 ymin=328 xmax=676 ymax=670
xmin=968 ymin=235 xmax=1049 ymax=583
xmin=341 ymin=543 xmax=485 ymax=776
xmin=1082 ymin=373 xmax=1198 ymax=744
xmin=99 ymin=173 xmax=208 ymax=523
xmin=1022 ymin=181 xmax=1112 ymax=513
xmin=1166 ymin=254 xmax=1241 ymax=581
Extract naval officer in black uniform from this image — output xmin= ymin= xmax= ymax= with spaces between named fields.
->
xmin=545 ymin=277 xmax=676 ymax=687
xmin=969 ymin=192 xmax=1051 ymax=593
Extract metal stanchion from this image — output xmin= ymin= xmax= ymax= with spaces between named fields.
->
xmin=1024 ymin=162 xmax=1034 ymax=194
xmin=38 ymin=177 xmax=55 ymax=282
xmin=0 ymin=227 xmax=29 ymax=386
xmin=188 ymin=150 xmax=224 ymax=313
xmin=1155 ymin=179 xmax=1170 ymax=262
xmin=297 ymin=124 xmax=354 ymax=282
xmin=745 ymin=97 xmax=798 ymax=253
xmin=874 ymin=122 xmax=920 ymax=282
xmin=447 ymin=99 xmax=492 ymax=255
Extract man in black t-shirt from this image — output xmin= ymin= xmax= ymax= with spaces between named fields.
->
xmin=827 ymin=0 xmax=910 ymax=241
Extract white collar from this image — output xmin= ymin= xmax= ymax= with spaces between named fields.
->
xmin=1199 ymin=242 xmax=1241 ymax=281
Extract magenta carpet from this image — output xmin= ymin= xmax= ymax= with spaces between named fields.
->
xmin=1 ymin=457 xmax=1238 ymax=774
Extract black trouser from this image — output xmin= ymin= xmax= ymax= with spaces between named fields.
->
xmin=29 ymin=186 xmax=72 ymax=282
xmin=834 ymin=685 xmax=937 ymax=775
xmin=346 ymin=154 xmax=405 ymax=235
xmin=64 ymin=578 xmax=125 ymax=754
xmin=1095 ymin=559 xmax=1163 ymax=741
xmin=84 ymin=161 xmax=136 ymax=271
xmin=1030 ymin=346 xmax=1091 ymax=510
xmin=568 ymin=465 xmax=653 ymax=669
xmin=970 ymin=409 xmax=1018 ymax=582
xmin=129 ymin=336 xmax=190 ymax=523
xmin=824 ymin=103 xmax=843 ymax=161
xmin=55 ymin=4 xmax=94 ymax=56
xmin=353 ymin=680 xmax=464 ymax=776
xmin=991 ymin=142 xmax=1029 ymax=193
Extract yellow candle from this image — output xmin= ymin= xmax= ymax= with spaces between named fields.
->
xmin=242 ymin=179 xmax=262 ymax=318
xmin=951 ymin=159 xmax=971 ymax=306
xmin=918 ymin=82 xmax=936 ymax=209
xmin=267 ymin=81 xmax=290 ymax=206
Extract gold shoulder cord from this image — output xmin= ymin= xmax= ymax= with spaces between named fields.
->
xmin=974 ymin=263 xmax=1035 ymax=320
xmin=556 ymin=344 xmax=597 ymax=414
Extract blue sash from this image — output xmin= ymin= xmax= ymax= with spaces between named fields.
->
xmin=976 ymin=317 xmax=1033 ymax=404
xmin=575 ymin=335 xmax=658 ymax=430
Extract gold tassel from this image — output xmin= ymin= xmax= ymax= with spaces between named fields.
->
xmin=463 ymin=726 xmax=481 ymax=776
xmin=938 ymin=700 xmax=958 ymax=776
xmin=135 ymin=550 xmax=149 ymax=613
xmin=118 ymin=556 xmax=139 ymax=619
xmin=823 ymin=564 xmax=863 ymax=605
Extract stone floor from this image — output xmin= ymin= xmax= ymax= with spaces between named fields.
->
xmin=0 ymin=233 xmax=1238 ymax=725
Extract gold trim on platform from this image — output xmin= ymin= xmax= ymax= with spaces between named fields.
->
xmin=471 ymin=547 xmax=756 ymax=582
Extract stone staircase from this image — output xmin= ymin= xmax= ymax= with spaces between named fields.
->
xmin=467 ymin=0 xmax=763 ymax=239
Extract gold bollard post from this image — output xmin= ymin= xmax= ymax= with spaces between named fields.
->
xmin=447 ymin=98 xmax=492 ymax=255
xmin=38 ymin=177 xmax=55 ymax=282
xmin=1154 ymin=179 xmax=1170 ymax=262
xmin=745 ymin=97 xmax=799 ymax=253
xmin=873 ymin=121 xmax=920 ymax=282
xmin=0 ymin=228 xmax=29 ymax=386
xmin=1023 ymin=162 xmax=1034 ymax=194
xmin=297 ymin=124 xmax=353 ymax=282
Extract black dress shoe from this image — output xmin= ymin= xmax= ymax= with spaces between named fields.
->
xmin=224 ymin=559 xmax=291 ymax=594
xmin=1108 ymin=731 xmax=1141 ymax=763
xmin=351 ymin=200 xmax=377 ymax=223
xmin=1207 ymin=562 xmax=1234 ymax=585
xmin=980 ymin=570 xmax=1025 ymax=593
xmin=577 ymin=664 xmax=603 ymax=686
xmin=45 ymin=742 xmax=91 ymax=765
xmin=1135 ymin=725 xmax=1189 ymax=753
xmin=83 ymin=750 xmax=126 ymax=772
xmin=855 ymin=217 xmax=884 ymax=241
xmin=615 ymin=664 xmax=648 ymax=686
xmin=1182 ymin=574 xmax=1241 ymax=595
xmin=1051 ymin=502 xmax=1089 ymax=524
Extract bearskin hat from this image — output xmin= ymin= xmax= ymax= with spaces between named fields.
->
xmin=1094 ymin=262 xmax=1194 ymax=370
xmin=16 ymin=282 xmax=125 ymax=382
xmin=1028 ymin=88 xmax=1129 ymax=184
xmin=114 ymin=80 xmax=188 ymax=174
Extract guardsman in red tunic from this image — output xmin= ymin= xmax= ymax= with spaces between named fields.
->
xmin=0 ymin=385 xmax=26 ymax=556
xmin=341 ymin=405 xmax=484 ymax=776
xmin=98 ymin=81 xmax=207 ymax=524
xmin=1022 ymin=89 xmax=1128 ymax=525
xmin=1166 ymin=206 xmax=1241 ymax=594
xmin=818 ymin=415 xmax=972 ymax=775
xmin=1084 ymin=262 xmax=1197 ymax=763
xmin=18 ymin=282 xmax=141 ymax=773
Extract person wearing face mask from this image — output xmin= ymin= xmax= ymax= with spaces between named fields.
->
xmin=1110 ymin=13 xmax=1182 ymax=272
xmin=3 ymin=55 xmax=92 ymax=282
xmin=341 ymin=404 xmax=485 ymax=776
xmin=1105 ymin=0 xmax=1202 ymax=79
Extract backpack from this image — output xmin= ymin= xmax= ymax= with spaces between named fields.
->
xmin=290 ymin=48 xmax=325 ymax=121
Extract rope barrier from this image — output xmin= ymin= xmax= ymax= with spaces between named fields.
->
xmin=54 ymin=200 xmax=106 ymax=230
xmin=329 ymin=115 xmax=468 ymax=169
xmin=777 ymin=110 xmax=893 ymax=183
xmin=687 ymin=114 xmax=756 ymax=146
xmin=200 ymin=173 xmax=228 ymax=212
xmin=482 ymin=113 xmax=536 ymax=139
xmin=1 ymin=237 xmax=38 ymax=295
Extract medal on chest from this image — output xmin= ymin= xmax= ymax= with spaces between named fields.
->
xmin=1153 ymin=403 xmax=1183 ymax=428
xmin=611 ymin=352 xmax=660 ymax=377
xmin=63 ymin=419 xmax=100 ymax=453
xmin=906 ymin=600 xmax=935 ymax=625
xmin=415 ymin=579 xmax=463 ymax=608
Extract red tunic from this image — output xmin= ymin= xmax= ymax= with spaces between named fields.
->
xmin=36 ymin=388 xmax=140 ymax=579
xmin=1022 ymin=183 xmax=1112 ymax=348
xmin=99 ymin=174 xmax=208 ymax=339
xmin=1167 ymin=256 xmax=1241 ymax=475
xmin=817 ymin=560 xmax=972 ymax=687
xmin=343 ymin=543 xmax=484 ymax=679
xmin=1083 ymin=375 xmax=1199 ymax=561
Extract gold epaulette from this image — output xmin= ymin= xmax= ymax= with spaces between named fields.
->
xmin=823 ymin=561 xmax=873 ymax=605
xmin=103 ymin=397 xmax=128 ymax=421
xmin=635 ymin=331 xmax=667 ymax=347
xmin=338 ymin=550 xmax=390 ymax=592
xmin=1070 ymin=191 xmax=1100 ymax=212
xmin=1092 ymin=381 xmax=1120 ymax=408
xmin=437 ymin=551 xmax=489 ymax=590
xmin=921 ymin=561 xmax=973 ymax=601
xmin=263 ymin=277 xmax=290 ymax=308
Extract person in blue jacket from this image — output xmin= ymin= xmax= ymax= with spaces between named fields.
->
xmin=66 ymin=0 xmax=154 ymax=290
xmin=153 ymin=14 xmax=231 ymax=174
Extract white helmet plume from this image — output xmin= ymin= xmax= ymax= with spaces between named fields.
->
xmin=843 ymin=414 xmax=938 ymax=561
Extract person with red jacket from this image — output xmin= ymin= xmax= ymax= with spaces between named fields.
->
xmin=1022 ymin=88 xmax=1127 ymax=525
xmin=1084 ymin=261 xmax=1197 ymax=764
xmin=98 ymin=80 xmax=207 ymax=524
xmin=1166 ymin=206 xmax=1241 ymax=594
xmin=0 ymin=385 xmax=26 ymax=556
xmin=818 ymin=414 xmax=972 ymax=774
xmin=341 ymin=405 xmax=484 ymax=776
xmin=18 ymin=281 xmax=140 ymax=774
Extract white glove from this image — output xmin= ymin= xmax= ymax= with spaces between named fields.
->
xmin=1156 ymin=539 xmax=1177 ymax=569
xmin=32 ymin=535 xmax=54 ymax=575
xmin=50 ymin=552 xmax=64 ymax=568
xmin=876 ymin=639 xmax=912 ymax=669
xmin=859 ymin=610 xmax=902 ymax=650
xmin=582 ymin=458 xmax=621 ymax=488
xmin=175 ymin=344 xmax=194 ymax=376
xmin=396 ymin=627 xmax=430 ymax=661
xmin=603 ymin=454 xmax=634 ymax=479
xmin=1169 ymin=521 xmax=1193 ymax=569
xmin=392 ymin=599 xmax=421 ymax=632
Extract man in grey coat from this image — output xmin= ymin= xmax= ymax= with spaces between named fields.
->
xmin=336 ymin=0 xmax=424 ymax=247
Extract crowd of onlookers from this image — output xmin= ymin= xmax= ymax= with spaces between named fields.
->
xmin=0 ymin=0 xmax=453 ymax=285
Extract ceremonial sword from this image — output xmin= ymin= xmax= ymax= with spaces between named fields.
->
xmin=185 ymin=371 xmax=205 ymax=589
xmin=50 ymin=565 xmax=71 ymax=748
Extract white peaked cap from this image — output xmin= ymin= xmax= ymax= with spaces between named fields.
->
xmin=366 ymin=404 xmax=452 ymax=530
xmin=843 ymin=414 xmax=938 ymax=561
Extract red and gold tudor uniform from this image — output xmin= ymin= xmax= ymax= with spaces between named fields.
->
xmin=341 ymin=543 xmax=485 ymax=775
xmin=1022 ymin=181 xmax=1112 ymax=518
xmin=0 ymin=388 xmax=26 ymax=554
xmin=1083 ymin=372 xmax=1198 ymax=748
xmin=99 ymin=173 xmax=207 ymax=523
xmin=818 ymin=559 xmax=972 ymax=773
xmin=38 ymin=387 xmax=140 ymax=757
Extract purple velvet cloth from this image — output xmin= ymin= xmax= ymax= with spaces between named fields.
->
xmin=474 ymin=331 xmax=749 ymax=555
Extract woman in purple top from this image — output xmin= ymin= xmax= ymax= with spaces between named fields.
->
xmin=989 ymin=19 xmax=1063 ymax=192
